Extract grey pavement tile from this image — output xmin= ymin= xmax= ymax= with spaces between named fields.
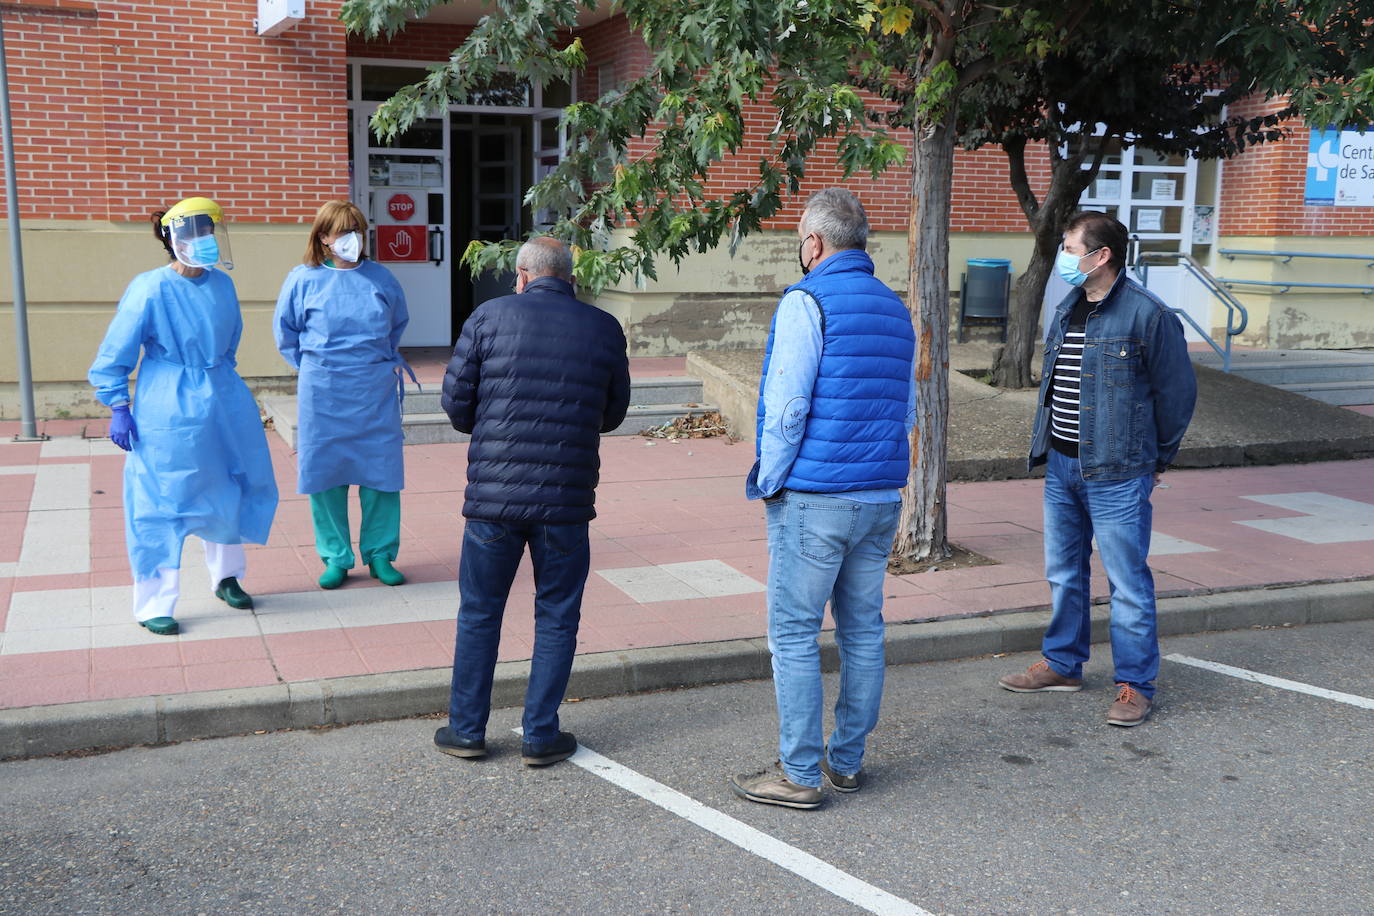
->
xmin=596 ymin=565 xmax=705 ymax=603
xmin=1 ymin=627 xmax=90 ymax=654
xmin=657 ymin=559 xmax=765 ymax=598
xmin=4 ymin=588 xmax=93 ymax=631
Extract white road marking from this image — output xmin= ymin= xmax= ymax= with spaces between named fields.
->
xmin=1165 ymin=654 xmax=1374 ymax=711
xmin=518 ymin=730 xmax=931 ymax=915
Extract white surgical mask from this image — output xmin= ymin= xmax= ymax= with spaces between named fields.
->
xmin=330 ymin=231 xmax=363 ymax=263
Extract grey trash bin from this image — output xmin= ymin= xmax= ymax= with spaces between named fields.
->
xmin=959 ymin=258 xmax=1011 ymax=343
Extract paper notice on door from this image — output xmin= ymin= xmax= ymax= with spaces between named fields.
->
xmin=1094 ymin=177 xmax=1121 ymax=200
xmin=1136 ymin=209 xmax=1163 ymax=232
xmin=1150 ymin=179 xmax=1177 ymax=201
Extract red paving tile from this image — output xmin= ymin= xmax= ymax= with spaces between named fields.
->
xmin=90 ymin=667 xmax=187 ymax=701
xmin=358 ymin=642 xmax=451 ymax=673
xmin=179 ymin=636 xmax=270 ymax=665
xmin=184 ymin=659 xmax=280 ymax=692
xmin=90 ymin=642 xmax=183 ymax=672
xmin=266 ymin=629 xmax=355 ymax=656
xmin=274 ymin=650 xmax=370 ymax=682
xmin=0 ymin=673 xmax=92 ymax=708
xmin=0 ymin=647 xmax=91 ymax=678
xmin=344 ymin=621 xmax=436 ymax=649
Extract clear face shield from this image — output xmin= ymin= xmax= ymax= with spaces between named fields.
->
xmin=166 ymin=212 xmax=234 ymax=270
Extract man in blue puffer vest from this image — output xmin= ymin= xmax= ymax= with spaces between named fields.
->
xmin=730 ymin=189 xmax=916 ymax=810
xmin=435 ymin=237 xmax=630 ymax=767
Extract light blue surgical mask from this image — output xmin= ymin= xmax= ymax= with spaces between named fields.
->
xmin=187 ymin=235 xmax=220 ymax=267
xmin=1055 ymin=245 xmax=1103 ymax=287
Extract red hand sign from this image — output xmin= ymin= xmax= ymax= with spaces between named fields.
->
xmin=376 ymin=226 xmax=427 ymax=262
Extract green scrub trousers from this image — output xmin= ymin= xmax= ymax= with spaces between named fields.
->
xmin=309 ymin=485 xmax=400 ymax=569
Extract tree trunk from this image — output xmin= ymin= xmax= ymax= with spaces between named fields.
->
xmin=992 ymin=227 xmax=1059 ymax=389
xmin=990 ymin=141 xmax=1105 ymax=389
xmin=893 ymin=121 xmax=956 ymax=562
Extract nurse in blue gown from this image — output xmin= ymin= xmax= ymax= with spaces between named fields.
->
xmin=273 ymin=200 xmax=411 ymax=590
xmin=89 ymin=197 xmax=279 ymax=636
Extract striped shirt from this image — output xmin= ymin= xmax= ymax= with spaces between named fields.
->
xmin=1050 ymin=298 xmax=1092 ymax=457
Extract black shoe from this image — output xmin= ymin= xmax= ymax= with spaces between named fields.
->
xmin=521 ymin=731 xmax=577 ymax=767
xmin=214 ymin=577 xmax=253 ymax=610
xmin=434 ymin=726 xmax=487 ymax=759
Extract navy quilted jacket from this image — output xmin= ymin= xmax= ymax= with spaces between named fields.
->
xmin=441 ymin=276 xmax=631 ymax=522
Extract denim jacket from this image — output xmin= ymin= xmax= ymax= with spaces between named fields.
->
xmin=1028 ymin=271 xmax=1197 ymax=481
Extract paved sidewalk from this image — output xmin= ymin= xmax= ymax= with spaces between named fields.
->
xmin=4 ymin=356 xmax=1374 ymax=748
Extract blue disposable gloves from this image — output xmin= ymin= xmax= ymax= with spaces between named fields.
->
xmin=109 ymin=404 xmax=137 ymax=451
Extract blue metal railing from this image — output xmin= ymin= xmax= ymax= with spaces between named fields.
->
xmin=1218 ymin=248 xmax=1374 ymax=267
xmin=1215 ymin=278 xmax=1374 ymax=295
xmin=1133 ymin=252 xmax=1248 ymax=372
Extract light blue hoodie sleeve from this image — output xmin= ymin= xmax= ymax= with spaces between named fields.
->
xmin=750 ymin=290 xmax=823 ymax=499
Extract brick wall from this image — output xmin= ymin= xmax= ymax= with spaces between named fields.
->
xmin=1219 ymin=93 xmax=1374 ymax=237
xmin=1 ymin=0 xmax=349 ymax=223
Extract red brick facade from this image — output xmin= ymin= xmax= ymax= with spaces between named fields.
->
xmin=2 ymin=0 xmax=348 ymax=223
xmin=1218 ymin=94 xmax=1374 ymax=237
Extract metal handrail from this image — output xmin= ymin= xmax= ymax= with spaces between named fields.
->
xmin=1215 ymin=278 xmax=1374 ymax=295
xmin=1218 ymin=248 xmax=1374 ymax=267
xmin=1132 ymin=251 xmax=1248 ymax=372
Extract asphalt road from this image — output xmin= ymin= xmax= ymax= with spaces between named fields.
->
xmin=2 ymin=620 xmax=1371 ymax=915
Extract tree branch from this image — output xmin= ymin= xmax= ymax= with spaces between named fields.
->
xmin=1003 ymin=136 xmax=1040 ymax=224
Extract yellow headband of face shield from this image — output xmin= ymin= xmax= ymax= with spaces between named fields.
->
xmin=161 ymin=197 xmax=224 ymax=226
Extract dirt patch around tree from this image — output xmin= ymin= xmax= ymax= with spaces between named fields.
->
xmin=887 ymin=543 xmax=998 ymax=575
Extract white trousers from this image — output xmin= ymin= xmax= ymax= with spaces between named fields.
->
xmin=132 ymin=541 xmax=247 ymax=622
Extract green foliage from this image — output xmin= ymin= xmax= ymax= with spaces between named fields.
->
xmin=343 ymin=0 xmax=1074 ymax=294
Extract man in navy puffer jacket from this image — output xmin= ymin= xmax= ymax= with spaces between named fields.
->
xmin=435 ymin=237 xmax=630 ymax=767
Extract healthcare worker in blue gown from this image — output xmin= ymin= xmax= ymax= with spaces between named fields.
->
xmin=89 ymin=197 xmax=279 ymax=636
xmin=273 ymin=199 xmax=411 ymax=590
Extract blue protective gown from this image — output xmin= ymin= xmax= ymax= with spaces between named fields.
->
xmin=89 ymin=266 xmax=279 ymax=581
xmin=272 ymin=260 xmax=410 ymax=495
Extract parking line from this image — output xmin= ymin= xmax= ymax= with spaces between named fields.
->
xmin=518 ymin=731 xmax=930 ymax=916
xmin=1165 ymin=654 xmax=1374 ymax=711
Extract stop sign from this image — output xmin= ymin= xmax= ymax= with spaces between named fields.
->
xmin=387 ymin=193 xmax=416 ymax=222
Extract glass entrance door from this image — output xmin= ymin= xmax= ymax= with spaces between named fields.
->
xmin=350 ymin=81 xmax=451 ymax=347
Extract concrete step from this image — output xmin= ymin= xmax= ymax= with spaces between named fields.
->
xmin=398 ymin=376 xmax=704 ymax=416
xmin=263 ymin=393 xmax=718 ymax=448
xmin=1274 ymin=380 xmax=1374 ymax=406
xmin=1225 ymin=360 xmax=1374 ymax=385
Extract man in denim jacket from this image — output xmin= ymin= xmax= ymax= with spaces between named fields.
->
xmin=999 ymin=211 xmax=1197 ymax=726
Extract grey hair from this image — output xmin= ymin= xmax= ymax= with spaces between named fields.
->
xmin=516 ymin=236 xmax=574 ymax=280
xmin=801 ymin=188 xmax=869 ymax=251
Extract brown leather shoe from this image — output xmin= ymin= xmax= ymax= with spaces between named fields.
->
xmin=730 ymin=766 xmax=823 ymax=809
xmin=1107 ymin=684 xmax=1152 ymax=726
xmin=998 ymin=659 xmax=1084 ymax=693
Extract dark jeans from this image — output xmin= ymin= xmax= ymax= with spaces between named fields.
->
xmin=448 ymin=518 xmax=590 ymax=745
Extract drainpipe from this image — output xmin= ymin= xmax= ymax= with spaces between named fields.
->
xmin=0 ymin=13 xmax=40 ymax=441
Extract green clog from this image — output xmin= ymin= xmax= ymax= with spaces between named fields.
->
xmin=368 ymin=557 xmax=405 ymax=586
xmin=318 ymin=564 xmax=348 ymax=590
xmin=138 ymin=616 xmax=179 ymax=636
xmin=214 ymin=577 xmax=254 ymax=610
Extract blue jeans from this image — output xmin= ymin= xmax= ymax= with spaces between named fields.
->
xmin=765 ymin=490 xmax=902 ymax=788
xmin=448 ymin=518 xmax=590 ymax=746
xmin=1042 ymin=449 xmax=1158 ymax=697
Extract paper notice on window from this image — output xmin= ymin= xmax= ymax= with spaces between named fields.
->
xmin=1094 ymin=177 xmax=1121 ymax=199
xmin=1150 ymin=179 xmax=1177 ymax=200
xmin=1137 ymin=209 xmax=1163 ymax=232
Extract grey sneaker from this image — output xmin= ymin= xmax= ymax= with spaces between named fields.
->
xmin=730 ymin=766 xmax=823 ymax=809
xmin=820 ymin=758 xmax=861 ymax=793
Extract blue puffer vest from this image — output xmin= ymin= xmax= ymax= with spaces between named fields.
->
xmin=441 ymin=276 xmax=631 ymax=523
xmin=756 ymin=248 xmax=915 ymax=492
